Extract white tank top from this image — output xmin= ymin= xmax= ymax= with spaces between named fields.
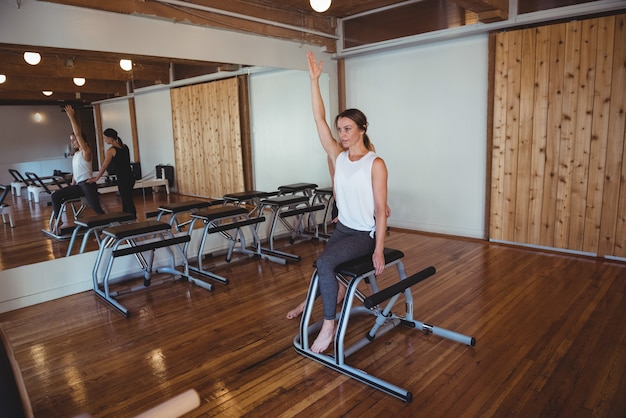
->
xmin=72 ymin=151 xmax=92 ymax=183
xmin=334 ymin=150 xmax=377 ymax=234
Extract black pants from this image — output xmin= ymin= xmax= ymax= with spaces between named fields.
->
xmin=51 ymin=181 xmax=104 ymax=217
xmin=117 ymin=178 xmax=136 ymax=216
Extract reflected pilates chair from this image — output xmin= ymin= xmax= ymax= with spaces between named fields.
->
xmin=0 ymin=185 xmax=15 ymax=228
xmin=293 ymin=248 xmax=476 ymax=402
xmin=8 ymin=169 xmax=27 ymax=198
xmin=24 ymin=171 xmax=67 ymax=204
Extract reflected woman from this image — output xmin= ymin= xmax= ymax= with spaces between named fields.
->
xmin=88 ymin=128 xmax=136 ymax=216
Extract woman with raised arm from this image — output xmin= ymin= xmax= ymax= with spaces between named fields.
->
xmin=50 ymin=105 xmax=104 ymax=233
xmin=299 ymin=51 xmax=388 ymax=354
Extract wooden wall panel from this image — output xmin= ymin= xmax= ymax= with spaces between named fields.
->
xmin=599 ymin=14 xmax=626 ymax=257
xmin=527 ymin=26 xmax=551 ymax=245
xmin=489 ymin=30 xmax=509 ymax=241
xmin=583 ymin=17 xmax=614 ymax=253
xmin=489 ymin=13 xmax=626 ymax=258
xmin=170 ymin=77 xmax=245 ymax=198
xmin=568 ymin=18 xmax=597 ymax=251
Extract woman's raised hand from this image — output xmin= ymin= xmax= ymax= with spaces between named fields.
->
xmin=307 ymin=51 xmax=323 ymax=80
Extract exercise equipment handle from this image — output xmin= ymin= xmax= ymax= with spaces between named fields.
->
xmin=363 ymin=266 xmax=436 ymax=309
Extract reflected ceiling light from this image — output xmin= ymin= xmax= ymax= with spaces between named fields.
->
xmin=0 ymin=74 xmax=6 ymax=84
xmin=73 ymin=77 xmax=86 ymax=87
xmin=42 ymin=91 xmax=53 ymax=96
xmin=23 ymin=51 xmax=41 ymax=65
xmin=119 ymin=59 xmax=133 ymax=71
xmin=310 ymin=0 xmax=331 ymax=12
xmin=33 ymin=112 xmax=43 ymax=123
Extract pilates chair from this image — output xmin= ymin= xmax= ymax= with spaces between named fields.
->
xmin=294 ymin=248 xmax=475 ymax=402
xmin=0 ymin=185 xmax=15 ymax=227
xmin=93 ymin=220 xmax=212 ymax=317
xmin=8 ymin=169 xmax=27 ymax=198
xmin=24 ymin=171 xmax=68 ymax=204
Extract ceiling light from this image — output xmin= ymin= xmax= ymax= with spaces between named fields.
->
xmin=42 ymin=91 xmax=53 ymax=96
xmin=73 ymin=77 xmax=86 ymax=87
xmin=310 ymin=0 xmax=331 ymax=13
xmin=0 ymin=74 xmax=6 ymax=84
xmin=24 ymin=51 xmax=41 ymax=65
xmin=119 ymin=59 xmax=133 ymax=71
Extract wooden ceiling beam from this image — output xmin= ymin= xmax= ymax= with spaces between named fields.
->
xmin=0 ymin=54 xmax=170 ymax=83
xmin=39 ymin=0 xmax=338 ymax=52
xmin=0 ymin=75 xmax=129 ymax=96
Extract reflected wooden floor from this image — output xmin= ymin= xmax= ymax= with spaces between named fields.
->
xmin=0 ymin=187 xmax=197 ymax=270
xmin=0 ymin=222 xmax=625 ymax=417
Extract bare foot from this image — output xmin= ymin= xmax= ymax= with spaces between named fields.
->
xmin=311 ymin=319 xmax=335 ymax=354
xmin=53 ymin=219 xmax=63 ymax=235
xmin=286 ymin=301 xmax=305 ymax=320
xmin=286 ymin=286 xmax=346 ymax=320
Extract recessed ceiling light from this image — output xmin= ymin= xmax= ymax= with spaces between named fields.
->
xmin=23 ymin=51 xmax=41 ymax=65
xmin=42 ymin=91 xmax=53 ymax=96
xmin=310 ymin=0 xmax=331 ymax=13
xmin=0 ymin=74 xmax=6 ymax=84
xmin=73 ymin=77 xmax=86 ymax=87
xmin=119 ymin=59 xmax=133 ymax=71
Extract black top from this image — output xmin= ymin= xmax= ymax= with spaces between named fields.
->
xmin=109 ymin=145 xmax=132 ymax=180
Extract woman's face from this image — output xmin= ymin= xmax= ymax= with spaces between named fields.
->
xmin=103 ymin=135 xmax=113 ymax=144
xmin=69 ymin=134 xmax=79 ymax=150
xmin=336 ymin=117 xmax=363 ymax=149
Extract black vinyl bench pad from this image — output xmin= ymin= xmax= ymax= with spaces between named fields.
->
xmin=192 ymin=206 xmax=248 ymax=222
xmin=75 ymin=212 xmax=136 ymax=228
xmin=103 ymin=220 xmax=172 ymax=239
xmin=336 ymin=248 xmax=405 ymax=278
xmin=112 ymin=235 xmax=190 ymax=258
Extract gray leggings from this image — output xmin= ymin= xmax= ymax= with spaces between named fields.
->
xmin=316 ymin=222 xmax=375 ymax=320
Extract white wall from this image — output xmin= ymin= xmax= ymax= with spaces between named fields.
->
xmin=134 ymin=90 xmax=176 ymax=180
xmin=0 ymin=106 xmax=73 ymax=184
xmin=250 ymin=69 xmax=331 ymax=192
xmin=345 ymin=35 xmax=488 ymax=238
xmin=98 ymin=100 xmax=135 ymax=163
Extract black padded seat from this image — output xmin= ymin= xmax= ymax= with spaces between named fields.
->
xmin=336 ymin=248 xmax=405 ymax=278
xmin=192 ymin=205 xmax=248 ymax=221
xmin=103 ymin=220 xmax=172 ymax=239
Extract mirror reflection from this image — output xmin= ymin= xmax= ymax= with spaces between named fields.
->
xmin=0 ymin=52 xmax=327 ymax=271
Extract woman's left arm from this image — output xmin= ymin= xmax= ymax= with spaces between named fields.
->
xmin=372 ymin=157 xmax=388 ymax=275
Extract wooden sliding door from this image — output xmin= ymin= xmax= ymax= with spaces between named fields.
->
xmin=490 ymin=13 xmax=626 ymax=257
xmin=170 ymin=77 xmax=246 ymax=198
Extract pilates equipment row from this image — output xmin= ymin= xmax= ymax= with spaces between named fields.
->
xmin=86 ymin=182 xmax=333 ymax=316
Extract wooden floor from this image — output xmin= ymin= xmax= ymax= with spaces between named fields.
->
xmin=1 ymin=190 xmax=625 ymax=417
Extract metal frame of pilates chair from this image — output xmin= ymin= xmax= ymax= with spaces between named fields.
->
xmin=66 ymin=211 xmax=137 ymax=256
xmin=42 ymin=196 xmax=90 ymax=240
xmin=185 ymin=205 xmax=285 ymax=284
xmin=92 ymin=220 xmax=212 ymax=317
xmin=293 ymin=248 xmax=476 ymax=402
xmin=258 ymin=194 xmax=325 ymax=262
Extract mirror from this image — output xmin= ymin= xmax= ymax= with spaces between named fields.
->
xmin=0 ymin=2 xmax=333 ymax=271
xmin=0 ymin=57 xmax=330 ymax=271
